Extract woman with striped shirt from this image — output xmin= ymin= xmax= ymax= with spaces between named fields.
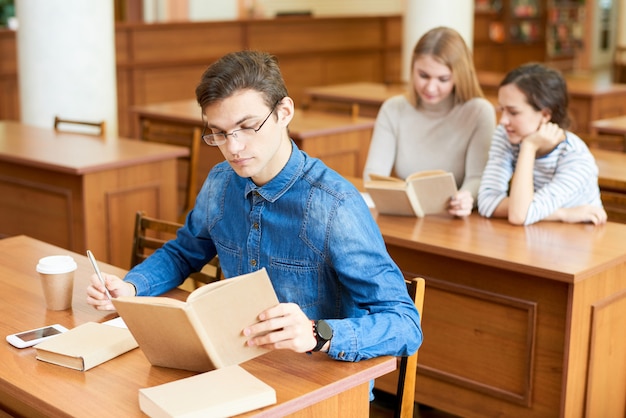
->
xmin=477 ymin=63 xmax=607 ymax=226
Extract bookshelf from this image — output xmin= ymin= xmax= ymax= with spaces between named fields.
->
xmin=545 ymin=0 xmax=586 ymax=70
xmin=473 ymin=0 xmax=546 ymax=72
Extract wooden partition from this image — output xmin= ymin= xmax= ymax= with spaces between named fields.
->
xmin=116 ymin=16 xmax=401 ymax=137
xmin=0 ymin=16 xmax=401 ymax=137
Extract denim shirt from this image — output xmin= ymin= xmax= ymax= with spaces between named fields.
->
xmin=126 ymin=141 xmax=422 ymax=362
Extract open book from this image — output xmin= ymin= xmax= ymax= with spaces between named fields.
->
xmin=365 ymin=170 xmax=457 ymax=217
xmin=112 ymin=268 xmax=279 ymax=372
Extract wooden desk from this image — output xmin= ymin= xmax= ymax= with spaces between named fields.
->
xmin=0 ymin=121 xmax=187 ymax=269
xmin=477 ymin=71 xmax=626 ymax=134
xmin=301 ymin=81 xmax=502 ymax=121
xmin=132 ymin=99 xmax=375 ymax=179
xmin=370 ymin=213 xmax=626 ymax=418
xmin=591 ymin=148 xmax=626 ymax=223
xmin=301 ymin=81 xmax=407 ymax=118
xmin=347 ymin=146 xmax=626 ymax=225
xmin=591 ymin=115 xmax=626 ymax=151
xmin=0 ymin=235 xmax=395 ymax=418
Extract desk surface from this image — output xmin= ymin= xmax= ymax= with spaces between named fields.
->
xmin=592 ymin=148 xmax=626 ymax=190
xmin=477 ymin=71 xmax=626 ymax=97
xmin=0 ymin=235 xmax=394 ymax=418
xmin=376 ymin=212 xmax=626 ymax=282
xmin=0 ymin=121 xmax=188 ymax=175
xmin=591 ymin=115 xmax=626 ymax=135
xmin=303 ymin=82 xmax=407 ymax=105
xmin=132 ymin=99 xmax=375 ymax=138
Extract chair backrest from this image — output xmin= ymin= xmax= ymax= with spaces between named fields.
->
xmin=395 ymin=277 xmax=426 ymax=418
xmin=54 ymin=116 xmax=106 ymax=136
xmin=140 ymin=121 xmax=201 ymax=223
xmin=130 ymin=211 xmax=221 ymax=286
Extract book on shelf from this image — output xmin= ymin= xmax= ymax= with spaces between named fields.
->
xmin=139 ymin=364 xmax=277 ymax=418
xmin=365 ymin=170 xmax=457 ymax=217
xmin=34 ymin=321 xmax=138 ymax=371
xmin=112 ymin=268 xmax=279 ymax=372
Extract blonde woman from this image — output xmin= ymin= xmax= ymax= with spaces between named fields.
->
xmin=363 ymin=26 xmax=495 ymax=217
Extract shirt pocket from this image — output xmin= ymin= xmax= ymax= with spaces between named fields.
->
xmin=269 ymin=258 xmax=320 ymax=309
xmin=214 ymin=241 xmax=242 ymax=277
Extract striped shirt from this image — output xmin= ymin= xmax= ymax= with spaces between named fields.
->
xmin=478 ymin=124 xmax=603 ymax=225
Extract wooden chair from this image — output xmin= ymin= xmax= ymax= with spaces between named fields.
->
xmin=130 ymin=211 xmax=221 ymax=288
xmin=54 ymin=116 xmax=106 ymax=136
xmin=140 ymin=120 xmax=201 ymax=223
xmin=373 ymin=277 xmax=426 ymax=418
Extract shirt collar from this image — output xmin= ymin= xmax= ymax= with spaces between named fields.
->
xmin=244 ymin=140 xmax=304 ymax=202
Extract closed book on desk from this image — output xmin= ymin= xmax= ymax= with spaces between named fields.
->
xmin=139 ymin=364 xmax=276 ymax=418
xmin=365 ymin=170 xmax=457 ymax=217
xmin=34 ymin=321 xmax=138 ymax=371
xmin=112 ymin=268 xmax=279 ymax=372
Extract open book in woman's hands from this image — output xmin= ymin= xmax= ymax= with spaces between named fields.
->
xmin=365 ymin=170 xmax=457 ymax=217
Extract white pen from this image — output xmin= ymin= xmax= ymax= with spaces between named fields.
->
xmin=86 ymin=250 xmax=112 ymax=300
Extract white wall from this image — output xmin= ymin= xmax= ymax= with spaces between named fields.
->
xmin=16 ymin=0 xmax=118 ymax=134
xmin=189 ymin=1 xmax=237 ymax=21
xmin=590 ymin=0 xmax=620 ymax=69
xmin=256 ymin=0 xmax=402 ymax=17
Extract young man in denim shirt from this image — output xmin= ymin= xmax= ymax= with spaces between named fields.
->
xmin=88 ymin=50 xmax=422 ymax=362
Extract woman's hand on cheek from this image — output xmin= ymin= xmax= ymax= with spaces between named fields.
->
xmin=523 ymin=122 xmax=564 ymax=154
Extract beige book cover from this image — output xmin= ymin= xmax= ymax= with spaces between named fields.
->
xmin=112 ymin=268 xmax=279 ymax=372
xmin=34 ymin=321 xmax=138 ymax=371
xmin=365 ymin=170 xmax=457 ymax=217
xmin=139 ymin=364 xmax=276 ymax=418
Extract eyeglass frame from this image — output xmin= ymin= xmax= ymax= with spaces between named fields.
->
xmin=201 ymin=100 xmax=281 ymax=146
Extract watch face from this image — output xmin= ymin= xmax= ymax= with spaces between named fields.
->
xmin=316 ymin=320 xmax=333 ymax=341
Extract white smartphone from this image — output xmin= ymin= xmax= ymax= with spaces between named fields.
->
xmin=6 ymin=324 xmax=69 ymax=349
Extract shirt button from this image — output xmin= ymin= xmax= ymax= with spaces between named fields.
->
xmin=338 ymin=351 xmax=346 ymax=359
xmin=251 ymin=259 xmax=257 ymax=267
xmin=253 ymin=222 xmax=259 ymax=229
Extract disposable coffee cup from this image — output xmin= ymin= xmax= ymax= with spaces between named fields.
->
xmin=36 ymin=255 xmax=78 ymax=311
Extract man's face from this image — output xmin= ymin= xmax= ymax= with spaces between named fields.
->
xmin=202 ymin=89 xmax=293 ymax=186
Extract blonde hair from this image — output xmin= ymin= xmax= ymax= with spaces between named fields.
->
xmin=408 ymin=27 xmax=484 ymax=107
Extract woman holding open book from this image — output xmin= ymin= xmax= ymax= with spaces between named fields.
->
xmin=363 ymin=26 xmax=496 ymax=217
xmin=477 ymin=63 xmax=607 ymax=225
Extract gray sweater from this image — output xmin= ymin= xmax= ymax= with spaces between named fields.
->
xmin=363 ymin=94 xmax=496 ymax=199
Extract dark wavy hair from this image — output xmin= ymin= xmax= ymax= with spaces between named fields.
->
xmin=195 ymin=50 xmax=288 ymax=112
xmin=499 ymin=63 xmax=571 ymax=129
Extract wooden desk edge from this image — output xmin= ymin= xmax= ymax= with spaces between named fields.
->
xmin=241 ymin=355 xmax=396 ymax=418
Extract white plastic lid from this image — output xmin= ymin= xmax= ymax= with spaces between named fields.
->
xmin=36 ymin=255 xmax=78 ymax=274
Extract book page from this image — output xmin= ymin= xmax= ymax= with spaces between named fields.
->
xmin=408 ymin=172 xmax=457 ymax=215
xmin=112 ymin=300 xmax=215 ymax=372
xmin=368 ymin=173 xmax=404 ymax=183
xmin=188 ymin=268 xmax=279 ymax=368
xmin=364 ymin=186 xmax=416 ymax=216
xmin=405 ymin=169 xmax=447 ymax=182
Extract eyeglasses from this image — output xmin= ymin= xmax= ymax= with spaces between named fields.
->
xmin=201 ymin=101 xmax=279 ymax=146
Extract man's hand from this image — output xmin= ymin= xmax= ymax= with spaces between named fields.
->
xmin=243 ymin=302 xmax=317 ymax=353
xmin=86 ymin=273 xmax=135 ymax=311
